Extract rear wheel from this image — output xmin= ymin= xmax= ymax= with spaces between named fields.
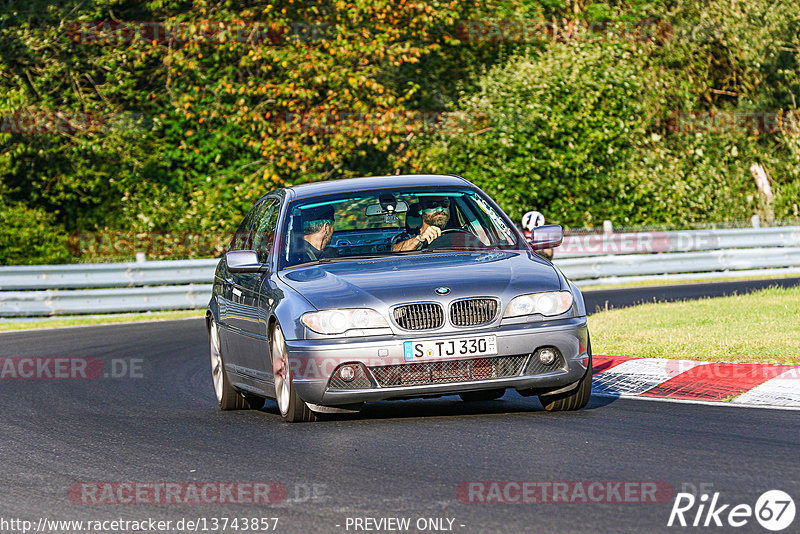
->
xmin=459 ymin=388 xmax=505 ymax=402
xmin=271 ymin=324 xmax=317 ymax=423
xmin=209 ymin=315 xmax=263 ymax=410
xmin=539 ymin=351 xmax=592 ymax=412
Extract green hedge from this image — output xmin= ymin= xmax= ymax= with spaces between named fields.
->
xmin=1 ymin=0 xmax=799 ymax=263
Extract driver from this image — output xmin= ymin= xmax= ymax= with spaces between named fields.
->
xmin=391 ymin=196 xmax=450 ymax=252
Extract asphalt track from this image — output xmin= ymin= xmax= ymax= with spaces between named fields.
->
xmin=581 ymin=276 xmax=800 ymax=313
xmin=1 ymin=279 xmax=799 ymax=534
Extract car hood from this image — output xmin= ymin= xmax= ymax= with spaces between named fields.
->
xmin=278 ymin=251 xmax=562 ymax=310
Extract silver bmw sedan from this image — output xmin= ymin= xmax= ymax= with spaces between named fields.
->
xmin=206 ymin=174 xmax=591 ymax=422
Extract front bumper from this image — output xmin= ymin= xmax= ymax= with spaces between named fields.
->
xmin=284 ymin=317 xmax=590 ymax=406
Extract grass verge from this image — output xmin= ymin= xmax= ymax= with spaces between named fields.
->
xmin=589 ymin=286 xmax=800 ymax=364
xmin=577 ymin=273 xmax=800 ymax=291
xmin=0 ymin=309 xmax=203 ymax=332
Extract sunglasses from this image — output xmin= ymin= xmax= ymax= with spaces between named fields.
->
xmin=420 ymin=200 xmax=450 ymax=211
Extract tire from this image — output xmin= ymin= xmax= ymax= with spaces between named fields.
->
xmin=271 ymin=323 xmax=317 ymax=423
xmin=208 ymin=315 xmax=264 ymax=410
xmin=538 ymin=350 xmax=592 ymax=412
xmin=459 ymin=388 xmax=505 ymax=402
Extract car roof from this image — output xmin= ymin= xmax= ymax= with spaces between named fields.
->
xmin=276 ymin=174 xmax=472 ymax=201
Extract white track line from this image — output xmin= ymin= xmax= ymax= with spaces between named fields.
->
xmin=732 ymin=368 xmax=800 ymax=407
xmin=592 ymin=391 xmax=800 ymax=411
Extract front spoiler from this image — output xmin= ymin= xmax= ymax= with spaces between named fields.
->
xmin=284 ymin=317 xmax=590 ymax=406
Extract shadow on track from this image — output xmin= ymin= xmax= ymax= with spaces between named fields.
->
xmin=253 ymin=389 xmax=616 ymax=423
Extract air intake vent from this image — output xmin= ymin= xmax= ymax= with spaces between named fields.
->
xmin=450 ymin=298 xmax=499 ymax=327
xmin=371 ymin=355 xmax=527 ymax=387
xmin=393 ymin=303 xmax=444 ymax=330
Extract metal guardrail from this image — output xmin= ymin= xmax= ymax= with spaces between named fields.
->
xmin=556 ymin=226 xmax=800 ymax=257
xmin=0 ymin=258 xmax=218 ymax=316
xmin=0 ymin=259 xmax=218 ymax=290
xmin=553 ymin=225 xmax=800 ymax=286
xmin=0 ymin=285 xmax=213 ymax=316
xmin=1 ymin=227 xmax=799 ymax=317
xmin=556 ymin=247 xmax=800 ymax=279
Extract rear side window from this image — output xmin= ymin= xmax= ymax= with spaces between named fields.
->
xmin=228 ymin=201 xmax=263 ymax=251
xmin=251 ymin=198 xmax=280 ymax=263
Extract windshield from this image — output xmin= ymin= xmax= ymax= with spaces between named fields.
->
xmin=279 ymin=187 xmax=522 ymax=269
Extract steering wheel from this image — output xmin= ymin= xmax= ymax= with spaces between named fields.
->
xmin=426 ymin=228 xmax=482 ymax=249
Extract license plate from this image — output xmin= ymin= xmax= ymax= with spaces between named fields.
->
xmin=404 ymin=335 xmax=497 ymax=361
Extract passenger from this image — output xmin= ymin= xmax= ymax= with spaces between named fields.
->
xmin=301 ymin=204 xmax=336 ymax=261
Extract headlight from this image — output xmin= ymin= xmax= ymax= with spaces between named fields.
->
xmin=301 ymin=308 xmax=389 ymax=335
xmin=503 ymin=291 xmax=573 ymax=318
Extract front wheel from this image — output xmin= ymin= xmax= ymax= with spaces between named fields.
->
xmin=539 ymin=350 xmax=592 ymax=412
xmin=271 ymin=324 xmax=317 ymax=422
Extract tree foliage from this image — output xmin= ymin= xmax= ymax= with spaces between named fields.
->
xmin=0 ymin=0 xmax=798 ymax=263
xmin=408 ymin=0 xmax=800 ymax=227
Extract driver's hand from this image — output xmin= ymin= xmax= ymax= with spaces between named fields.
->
xmin=419 ymin=225 xmax=441 ymax=245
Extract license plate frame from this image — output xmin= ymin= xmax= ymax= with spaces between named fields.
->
xmin=403 ymin=335 xmax=498 ymax=361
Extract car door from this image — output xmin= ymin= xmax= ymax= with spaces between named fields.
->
xmin=235 ymin=197 xmax=282 ymax=383
xmin=219 ymin=200 xmax=264 ymax=364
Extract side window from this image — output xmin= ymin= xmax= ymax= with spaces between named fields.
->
xmin=229 ymin=201 xmax=263 ymax=251
xmin=251 ymin=198 xmax=280 ymax=263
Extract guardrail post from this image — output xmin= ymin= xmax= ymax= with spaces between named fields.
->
xmin=751 ymin=215 xmax=761 ymax=228
xmin=603 ymin=220 xmax=613 ymax=235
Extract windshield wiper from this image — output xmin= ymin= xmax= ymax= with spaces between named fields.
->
xmin=391 ymin=247 xmax=470 ymax=256
xmin=316 ymin=254 xmax=390 ymax=264
xmin=420 ymin=247 xmax=482 ymax=254
xmin=392 ymin=249 xmax=426 ymax=256
xmin=326 ymin=254 xmax=387 ymax=262
xmin=287 ymin=256 xmax=367 ymax=269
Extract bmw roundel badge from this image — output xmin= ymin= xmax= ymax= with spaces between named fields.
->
xmin=435 ymin=287 xmax=450 ymax=295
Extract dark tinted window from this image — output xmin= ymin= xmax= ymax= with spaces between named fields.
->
xmin=228 ymin=201 xmax=263 ymax=251
xmin=251 ymin=198 xmax=280 ymax=263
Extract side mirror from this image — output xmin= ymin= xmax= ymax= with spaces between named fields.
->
xmin=530 ymin=224 xmax=563 ymax=250
xmin=226 ymin=250 xmax=265 ymax=273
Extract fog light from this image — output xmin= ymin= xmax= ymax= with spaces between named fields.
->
xmin=538 ymin=348 xmax=556 ymax=366
xmin=338 ymin=365 xmax=356 ymax=382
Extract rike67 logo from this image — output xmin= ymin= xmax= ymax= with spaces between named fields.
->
xmin=668 ymin=490 xmax=796 ymax=531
